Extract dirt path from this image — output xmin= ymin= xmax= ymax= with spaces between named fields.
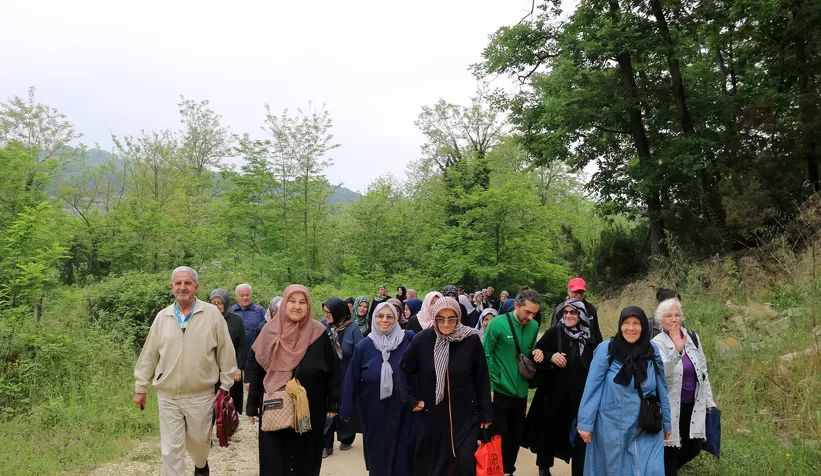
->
xmin=90 ymin=419 xmax=571 ymax=476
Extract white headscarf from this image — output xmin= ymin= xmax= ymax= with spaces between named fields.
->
xmin=475 ymin=308 xmax=498 ymax=340
xmin=368 ymin=302 xmax=405 ymax=399
xmin=417 ymin=291 xmax=443 ymax=329
xmin=458 ymin=294 xmax=476 ymax=314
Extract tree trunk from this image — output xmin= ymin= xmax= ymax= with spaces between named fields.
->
xmin=796 ymin=38 xmax=820 ymax=192
xmin=610 ymin=0 xmax=666 ymax=255
xmin=649 ymin=0 xmax=726 ymax=227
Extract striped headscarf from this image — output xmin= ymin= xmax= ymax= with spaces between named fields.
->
xmin=432 ymin=297 xmax=477 ymax=404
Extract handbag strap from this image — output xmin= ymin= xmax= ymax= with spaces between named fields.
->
xmin=634 ymin=358 xmax=661 ymax=396
xmin=506 ymin=313 xmax=522 ymax=356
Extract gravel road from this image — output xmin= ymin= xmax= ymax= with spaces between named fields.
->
xmin=90 ymin=418 xmax=571 ymax=476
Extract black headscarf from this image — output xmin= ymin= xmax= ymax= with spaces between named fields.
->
xmin=396 ymin=286 xmax=407 ymax=302
xmin=608 ymin=306 xmax=656 ymax=387
xmin=323 ymin=296 xmax=352 ymax=328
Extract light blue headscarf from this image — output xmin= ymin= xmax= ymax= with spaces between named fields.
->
xmin=368 ymin=302 xmax=405 ymax=399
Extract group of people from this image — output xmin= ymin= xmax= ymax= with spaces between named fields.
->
xmin=134 ymin=267 xmax=716 ymax=476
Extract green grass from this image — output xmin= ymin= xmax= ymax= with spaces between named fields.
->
xmin=0 ymin=291 xmax=159 ymax=475
xmin=669 ymin=286 xmax=821 ymax=475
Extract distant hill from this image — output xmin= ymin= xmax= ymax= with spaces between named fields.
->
xmin=329 ymin=186 xmax=360 ymax=206
xmin=60 ymin=148 xmax=360 ymax=205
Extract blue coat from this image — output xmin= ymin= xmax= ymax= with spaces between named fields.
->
xmin=340 ymin=331 xmax=416 ymax=476
xmin=577 ymin=340 xmax=671 ymax=476
xmin=229 ymin=302 xmax=267 ymax=373
xmin=321 ymin=318 xmax=364 ymax=440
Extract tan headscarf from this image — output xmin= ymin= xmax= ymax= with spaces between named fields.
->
xmin=252 ymin=284 xmax=326 ymax=394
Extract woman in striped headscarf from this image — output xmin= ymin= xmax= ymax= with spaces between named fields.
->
xmin=397 ymin=297 xmax=492 ymax=476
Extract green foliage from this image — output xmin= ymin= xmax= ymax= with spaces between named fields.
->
xmin=0 ymin=292 xmax=158 ymax=475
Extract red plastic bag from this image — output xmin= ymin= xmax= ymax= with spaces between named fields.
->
xmin=475 ymin=429 xmax=504 ymax=476
xmin=214 ymin=389 xmax=239 ymax=447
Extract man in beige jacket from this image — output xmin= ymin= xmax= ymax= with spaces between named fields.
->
xmin=134 ymin=266 xmax=237 ymax=476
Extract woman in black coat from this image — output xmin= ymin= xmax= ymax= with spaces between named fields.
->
xmin=397 ymin=297 xmax=492 ymax=476
xmin=209 ymin=288 xmax=246 ymax=413
xmin=246 ymin=285 xmax=340 ymax=476
xmin=523 ymin=299 xmax=597 ymax=476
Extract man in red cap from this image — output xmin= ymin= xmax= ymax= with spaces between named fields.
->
xmin=550 ymin=277 xmax=603 ymax=343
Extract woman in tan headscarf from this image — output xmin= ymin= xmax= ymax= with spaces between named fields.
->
xmin=245 ymin=285 xmax=340 ymax=476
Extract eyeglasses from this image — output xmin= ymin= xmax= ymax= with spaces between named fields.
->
xmin=375 ymin=313 xmax=395 ymax=320
xmin=435 ymin=317 xmax=460 ymax=324
xmin=563 ymin=310 xmax=580 ymax=315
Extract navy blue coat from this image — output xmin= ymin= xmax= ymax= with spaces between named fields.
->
xmin=230 ymin=302 xmax=267 ymax=374
xmin=340 ymin=331 xmax=417 ymax=476
xmin=398 ymin=328 xmax=493 ymax=476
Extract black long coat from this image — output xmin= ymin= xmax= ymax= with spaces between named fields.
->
xmin=246 ymin=329 xmax=340 ymax=476
xmin=397 ymin=328 xmax=493 ymax=476
xmin=522 ymin=326 xmax=595 ymax=463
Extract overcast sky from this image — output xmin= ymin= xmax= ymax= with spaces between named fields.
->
xmin=0 ymin=0 xmax=552 ymax=192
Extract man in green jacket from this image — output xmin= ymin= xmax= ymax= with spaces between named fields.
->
xmin=484 ymin=287 xmax=545 ymax=475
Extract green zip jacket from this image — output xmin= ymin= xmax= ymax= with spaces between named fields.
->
xmin=483 ymin=312 xmax=538 ymax=399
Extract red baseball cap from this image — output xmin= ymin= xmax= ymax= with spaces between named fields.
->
xmin=568 ymin=278 xmax=587 ymax=292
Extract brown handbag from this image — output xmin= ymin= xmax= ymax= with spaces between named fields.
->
xmin=261 ymin=382 xmax=296 ymax=432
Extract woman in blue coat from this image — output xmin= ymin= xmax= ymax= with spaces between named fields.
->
xmin=321 ymin=296 xmax=364 ymax=457
xmin=577 ymin=306 xmax=672 ymax=476
xmin=340 ymin=301 xmax=417 ymax=476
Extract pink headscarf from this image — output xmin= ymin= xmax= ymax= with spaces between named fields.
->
xmin=252 ymin=284 xmax=326 ymax=394
xmin=417 ymin=291 xmax=443 ymax=329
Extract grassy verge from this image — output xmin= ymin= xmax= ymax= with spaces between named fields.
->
xmin=595 ymin=270 xmax=821 ymax=475
xmin=0 ymin=291 xmax=159 ymax=475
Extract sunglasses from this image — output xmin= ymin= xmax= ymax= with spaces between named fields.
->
xmin=374 ymin=313 xmax=395 ymax=320
xmin=435 ymin=317 xmax=460 ymax=324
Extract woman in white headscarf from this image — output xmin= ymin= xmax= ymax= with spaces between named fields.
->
xmin=458 ymin=293 xmax=480 ymax=328
xmin=405 ymin=291 xmax=443 ymax=334
xmin=340 ymin=302 xmax=417 ymax=476
xmin=475 ymin=307 xmax=498 ymax=342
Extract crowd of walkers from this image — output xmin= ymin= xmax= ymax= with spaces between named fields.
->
xmin=133 ymin=266 xmax=717 ymax=476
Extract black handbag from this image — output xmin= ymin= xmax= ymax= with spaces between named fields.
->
xmin=636 ymin=360 xmax=663 ymax=434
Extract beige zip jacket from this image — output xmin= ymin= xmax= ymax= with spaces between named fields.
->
xmin=134 ymin=299 xmax=237 ymax=398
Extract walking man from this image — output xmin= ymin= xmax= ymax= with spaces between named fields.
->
xmin=484 ymin=287 xmax=545 ymax=475
xmin=134 ymin=266 xmax=237 ymax=476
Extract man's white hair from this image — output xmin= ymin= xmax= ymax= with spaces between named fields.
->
xmin=170 ymin=266 xmax=198 ymax=283
xmin=235 ymin=283 xmax=252 ymax=295
xmin=654 ymin=298 xmax=684 ymax=323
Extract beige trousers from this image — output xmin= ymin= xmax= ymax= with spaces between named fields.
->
xmin=157 ymin=394 xmax=214 ymax=476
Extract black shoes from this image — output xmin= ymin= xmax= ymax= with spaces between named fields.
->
xmin=194 ymin=462 xmax=210 ymax=476
xmin=322 ymin=447 xmax=333 ymax=458
xmin=339 ymin=442 xmax=352 ymax=450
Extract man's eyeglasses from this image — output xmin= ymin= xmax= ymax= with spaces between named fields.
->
xmin=375 ymin=313 xmax=395 ymax=320
xmin=435 ymin=317 xmax=460 ymax=324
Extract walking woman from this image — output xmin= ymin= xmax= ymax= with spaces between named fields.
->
xmin=397 ymin=297 xmax=492 ymax=476
xmin=577 ymin=306 xmax=671 ymax=476
xmin=321 ymin=296 xmax=364 ymax=457
xmin=475 ymin=308 xmax=498 ymax=342
xmin=340 ymin=302 xmax=417 ymax=476
xmin=245 ymin=285 xmax=340 ymax=476
xmin=524 ymin=299 xmax=596 ymax=476
xmin=352 ymin=296 xmax=371 ymax=336
xmin=396 ymin=286 xmax=408 ymax=303
xmin=208 ymin=288 xmax=246 ymax=413
xmin=652 ymin=298 xmax=716 ymax=475
xmin=405 ymin=291 xmax=442 ymax=334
